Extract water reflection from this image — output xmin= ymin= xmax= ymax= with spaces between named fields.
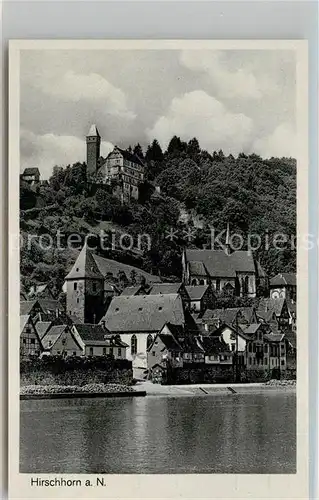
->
xmin=20 ymin=393 xmax=296 ymax=474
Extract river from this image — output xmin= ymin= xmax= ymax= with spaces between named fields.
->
xmin=20 ymin=392 xmax=296 ymax=474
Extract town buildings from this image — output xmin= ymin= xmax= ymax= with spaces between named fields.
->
xmin=20 ymin=241 xmax=296 ymax=383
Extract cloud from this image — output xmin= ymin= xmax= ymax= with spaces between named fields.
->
xmin=30 ymin=70 xmax=136 ymax=120
xmin=253 ymin=123 xmax=296 ymax=158
xmin=147 ymin=90 xmax=253 ymax=155
xmin=180 ymin=50 xmax=276 ymax=100
xmin=20 ymin=129 xmax=113 ymax=179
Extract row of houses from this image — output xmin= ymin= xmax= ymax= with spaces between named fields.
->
xmin=20 ymin=245 xmax=297 ymax=381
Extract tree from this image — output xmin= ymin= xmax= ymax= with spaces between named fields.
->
xmin=145 ymin=139 xmax=164 ymax=163
xmin=166 ymin=135 xmax=187 ymax=155
xmin=187 ymin=137 xmax=201 ymax=161
xmin=133 ymin=143 xmax=144 ymax=160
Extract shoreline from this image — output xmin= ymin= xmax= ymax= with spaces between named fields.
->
xmin=137 ymin=380 xmax=296 ymax=396
xmin=20 ymin=381 xmax=296 ymax=400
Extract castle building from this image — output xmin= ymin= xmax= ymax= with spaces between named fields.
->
xmin=86 ymin=125 xmax=145 ymax=201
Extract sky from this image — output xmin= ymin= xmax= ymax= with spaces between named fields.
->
xmin=20 ymin=49 xmax=296 ymax=179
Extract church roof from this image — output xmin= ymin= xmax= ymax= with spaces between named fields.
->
xmin=101 ymin=293 xmax=185 ymax=333
xmin=87 ymin=124 xmax=100 ymax=137
xmin=65 ymin=244 xmax=104 ymax=280
xmin=185 ymin=249 xmax=255 ymax=278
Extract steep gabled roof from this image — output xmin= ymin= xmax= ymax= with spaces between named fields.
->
xmin=20 ymin=300 xmax=38 ymax=316
xmin=114 ymin=147 xmax=144 ymax=167
xmin=35 ymin=321 xmax=52 ymax=340
xmin=241 ymin=323 xmax=262 ymax=335
xmin=92 ymin=254 xmax=161 ymax=284
xmin=163 ymin=322 xmax=185 ymax=338
xmin=22 ymin=167 xmax=40 ymax=176
xmin=121 ymin=285 xmax=145 ymax=296
xmin=20 ymin=315 xmax=30 ymax=334
xmin=270 ymin=273 xmax=296 ymax=287
xmin=157 ymin=334 xmax=182 ymax=351
xmin=102 ymin=293 xmax=185 ymax=333
xmin=73 ymin=323 xmax=110 ymax=342
xmin=87 ymin=124 xmax=100 ymax=137
xmin=185 ymin=285 xmax=209 ymax=301
xmin=185 ymin=249 xmax=256 ymax=277
xmin=41 ymin=325 xmax=69 ymax=350
xmin=149 ymin=283 xmax=183 ymax=295
xmin=65 ymin=244 xmax=104 ymax=280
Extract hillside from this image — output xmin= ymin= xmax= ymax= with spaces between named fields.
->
xmin=20 ymin=136 xmax=296 ymax=292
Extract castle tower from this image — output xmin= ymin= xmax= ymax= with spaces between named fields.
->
xmin=65 ymin=243 xmax=104 ymax=323
xmin=86 ymin=124 xmax=101 ymax=176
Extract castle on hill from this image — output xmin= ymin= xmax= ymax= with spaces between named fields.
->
xmin=86 ymin=124 xmax=145 ymax=201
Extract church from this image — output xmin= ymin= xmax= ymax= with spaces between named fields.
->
xmin=86 ymin=124 xmax=145 ymax=200
xmin=182 ymin=226 xmax=266 ymax=298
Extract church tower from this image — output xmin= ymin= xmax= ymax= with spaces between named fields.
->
xmin=65 ymin=243 xmax=104 ymax=323
xmin=86 ymin=124 xmax=101 ymax=176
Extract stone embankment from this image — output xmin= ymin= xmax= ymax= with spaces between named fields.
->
xmin=20 ymin=383 xmax=146 ymax=399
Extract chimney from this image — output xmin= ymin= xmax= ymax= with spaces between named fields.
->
xmin=225 ymin=222 xmax=231 ymax=255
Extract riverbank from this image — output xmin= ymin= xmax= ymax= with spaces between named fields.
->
xmin=20 ymin=383 xmax=146 ymax=400
xmin=137 ymin=380 xmax=296 ymax=396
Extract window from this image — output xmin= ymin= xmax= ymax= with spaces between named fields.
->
xmin=216 ymin=279 xmax=221 ymax=292
xmin=73 ymin=352 xmax=76 ymax=356
xmin=57 ymin=351 xmax=61 ymax=355
xmin=22 ymin=339 xmax=26 ymax=344
xmin=147 ymin=334 xmax=153 ymax=350
xmin=248 ymin=357 xmax=252 ymax=365
xmin=271 ymin=359 xmax=274 ymax=366
xmin=281 ymin=359 xmax=285 ymax=366
xmin=109 ymin=347 xmax=113 ymax=356
xmin=76 ymin=298 xmax=79 ymax=303
xmin=131 ymin=335 xmax=137 ymax=355
xmin=152 ymin=351 xmax=156 ymax=356
xmin=264 ymin=357 xmax=268 ymax=365
xmin=264 ymin=344 xmax=268 ymax=354
xmin=253 ymin=344 xmax=256 ymax=353
xmin=231 ymin=344 xmax=236 ymax=352
xmin=248 ymin=343 xmax=252 ymax=353
xmin=74 ymin=282 xmax=77 ymax=291
xmin=118 ymin=348 xmax=121 ymax=357
xmin=103 ymin=347 xmax=107 ymax=355
xmin=199 ymin=279 xmax=204 ymax=285
xmin=89 ymin=347 xmax=93 ymax=356
xmin=30 ymin=338 xmax=35 ymax=345
xmin=253 ymin=358 xmax=256 ymax=365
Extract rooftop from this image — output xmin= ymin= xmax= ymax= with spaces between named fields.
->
xmin=270 ymin=273 xmax=296 ymax=287
xmin=102 ymin=293 xmax=185 ymax=333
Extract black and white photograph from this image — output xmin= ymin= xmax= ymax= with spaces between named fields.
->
xmin=8 ymin=39 xmax=309 ymax=498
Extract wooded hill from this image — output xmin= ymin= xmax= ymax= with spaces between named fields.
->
xmin=20 ymin=136 xmax=296 ymax=293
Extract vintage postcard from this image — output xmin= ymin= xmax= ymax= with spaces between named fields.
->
xmin=8 ymin=39 xmax=308 ymax=499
